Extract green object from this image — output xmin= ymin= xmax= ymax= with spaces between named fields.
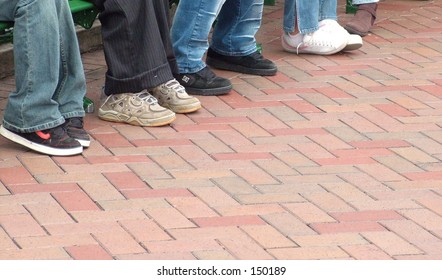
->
xmin=0 ymin=22 xmax=13 ymax=44
xmin=346 ymin=0 xmax=358 ymax=14
xmin=83 ymin=97 xmax=95 ymax=113
xmin=1 ymin=0 xmax=99 ymax=44
xmin=69 ymin=0 xmax=100 ymax=29
xmin=256 ymin=43 xmax=262 ymax=54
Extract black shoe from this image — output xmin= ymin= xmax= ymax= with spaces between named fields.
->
xmin=64 ymin=117 xmax=90 ymax=147
xmin=174 ymin=66 xmax=232 ymax=96
xmin=206 ymin=48 xmax=277 ymax=76
xmin=0 ymin=124 xmax=82 ymax=156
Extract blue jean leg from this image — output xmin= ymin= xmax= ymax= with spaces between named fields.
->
xmin=171 ymin=0 xmax=224 ymax=74
xmin=283 ymin=0 xmax=338 ymax=34
xmin=211 ymin=0 xmax=263 ymax=56
xmin=0 ymin=0 xmax=86 ymax=133
xmin=171 ymin=0 xmax=263 ymax=74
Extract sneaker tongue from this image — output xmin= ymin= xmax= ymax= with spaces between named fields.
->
xmin=46 ymin=125 xmax=65 ymax=137
xmin=67 ymin=117 xmax=83 ymax=128
xmin=137 ymin=92 xmax=158 ymax=105
xmin=249 ymin=51 xmax=263 ymax=60
xmin=199 ymin=67 xmax=217 ymax=80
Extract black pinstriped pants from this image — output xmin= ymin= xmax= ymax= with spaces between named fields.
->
xmin=93 ymin=0 xmax=178 ymax=95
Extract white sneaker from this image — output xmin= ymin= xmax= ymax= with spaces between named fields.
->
xmin=98 ymin=91 xmax=176 ymax=126
xmin=319 ymin=19 xmax=363 ymax=52
xmin=344 ymin=34 xmax=363 ymax=51
xmin=151 ymin=79 xmax=201 ymax=114
xmin=299 ymin=27 xmax=348 ymax=55
xmin=281 ymin=32 xmax=304 ymax=53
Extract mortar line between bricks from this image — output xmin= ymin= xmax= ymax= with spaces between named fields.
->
xmin=0 ymin=224 xmax=22 ymax=250
xmin=376 ymin=220 xmax=435 ymax=257
xmin=21 ymin=204 xmax=51 ymax=237
xmin=117 ymin=219 xmax=152 ymax=253
xmin=89 ymin=232 xmax=118 ymax=260
xmin=229 ymin=160 xmax=283 ymax=187
xmin=186 ymin=181 xmax=230 ymax=218
xmin=335 ymin=173 xmax=388 ymax=201
xmin=352 ymin=161 xmax=409 ymax=184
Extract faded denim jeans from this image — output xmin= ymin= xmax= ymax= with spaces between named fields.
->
xmin=171 ymin=0 xmax=264 ymax=74
xmin=0 ymin=0 xmax=86 ymax=133
xmin=283 ymin=0 xmax=338 ymax=34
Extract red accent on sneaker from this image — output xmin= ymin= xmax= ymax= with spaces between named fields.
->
xmin=36 ymin=131 xmax=51 ymax=140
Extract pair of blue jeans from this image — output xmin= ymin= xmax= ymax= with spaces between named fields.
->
xmin=170 ymin=0 xmax=264 ymax=74
xmin=283 ymin=0 xmax=338 ymax=34
xmin=0 ymin=0 xmax=86 ymax=133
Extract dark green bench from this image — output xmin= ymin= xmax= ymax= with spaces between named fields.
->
xmin=0 ymin=0 xmax=99 ymax=112
xmin=0 ymin=0 xmax=99 ymax=44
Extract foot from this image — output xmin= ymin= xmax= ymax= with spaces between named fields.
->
xmin=0 ymin=124 xmax=82 ymax=156
xmin=151 ymin=79 xmax=201 ymax=114
xmin=319 ymin=19 xmax=363 ymax=52
xmin=206 ymin=48 xmax=277 ymax=76
xmin=344 ymin=3 xmax=378 ymax=37
xmin=174 ymin=66 xmax=232 ymax=96
xmin=98 ymin=91 xmax=176 ymax=126
xmin=282 ymin=23 xmax=348 ymax=55
xmin=64 ymin=117 xmax=91 ymax=147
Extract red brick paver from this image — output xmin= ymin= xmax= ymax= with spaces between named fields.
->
xmin=1 ymin=0 xmax=442 ymax=260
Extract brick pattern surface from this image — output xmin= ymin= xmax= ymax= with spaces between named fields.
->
xmin=1 ymin=0 xmax=442 ymax=259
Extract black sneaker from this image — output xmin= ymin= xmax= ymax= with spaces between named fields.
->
xmin=174 ymin=66 xmax=232 ymax=96
xmin=206 ymin=48 xmax=277 ymax=76
xmin=64 ymin=117 xmax=91 ymax=147
xmin=0 ymin=124 xmax=82 ymax=156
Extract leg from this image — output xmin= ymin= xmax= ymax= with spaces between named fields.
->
xmin=1 ymin=0 xmax=84 ymax=133
xmin=205 ymin=0 xmax=277 ymax=76
xmin=0 ymin=0 xmax=85 ymax=155
xmin=211 ymin=0 xmax=264 ymax=56
xmin=170 ymin=0 xmax=224 ymax=74
xmin=318 ymin=0 xmax=338 ymax=22
xmin=295 ymin=0 xmax=320 ymax=34
xmin=283 ymin=0 xmax=296 ymax=33
xmin=97 ymin=0 xmax=200 ymax=126
xmin=281 ymin=0 xmax=356 ymax=55
xmin=170 ymin=0 xmax=233 ymax=96
xmin=345 ymin=0 xmax=379 ymax=36
xmin=98 ymin=0 xmax=175 ymax=95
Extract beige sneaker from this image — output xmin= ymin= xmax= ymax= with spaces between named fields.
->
xmin=151 ymin=79 xmax=202 ymax=113
xmin=98 ymin=91 xmax=176 ymax=126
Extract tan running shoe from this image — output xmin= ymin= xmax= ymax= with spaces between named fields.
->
xmin=151 ymin=79 xmax=202 ymax=113
xmin=98 ymin=91 xmax=176 ymax=126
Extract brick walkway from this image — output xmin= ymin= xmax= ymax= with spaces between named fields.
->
xmin=1 ymin=0 xmax=442 ymax=260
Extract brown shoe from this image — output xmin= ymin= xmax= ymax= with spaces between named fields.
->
xmin=345 ymin=3 xmax=378 ymax=37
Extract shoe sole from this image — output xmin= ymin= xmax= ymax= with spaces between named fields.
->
xmin=342 ymin=42 xmax=363 ymax=52
xmin=206 ymin=57 xmax=277 ymax=76
xmin=185 ymin=85 xmax=232 ymax=96
xmin=282 ymin=35 xmax=348 ymax=55
xmin=344 ymin=26 xmax=369 ymax=37
xmin=165 ymin=101 xmax=202 ymax=114
xmin=98 ymin=110 xmax=176 ymax=127
xmin=0 ymin=125 xmax=83 ymax=156
xmin=76 ymin=138 xmax=91 ymax=148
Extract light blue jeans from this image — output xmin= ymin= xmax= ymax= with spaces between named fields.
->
xmin=0 ymin=0 xmax=86 ymax=133
xmin=170 ymin=0 xmax=264 ymax=74
xmin=283 ymin=0 xmax=338 ymax=34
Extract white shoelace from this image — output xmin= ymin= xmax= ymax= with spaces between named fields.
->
xmin=134 ymin=91 xmax=158 ymax=105
xmin=163 ymin=79 xmax=186 ymax=94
